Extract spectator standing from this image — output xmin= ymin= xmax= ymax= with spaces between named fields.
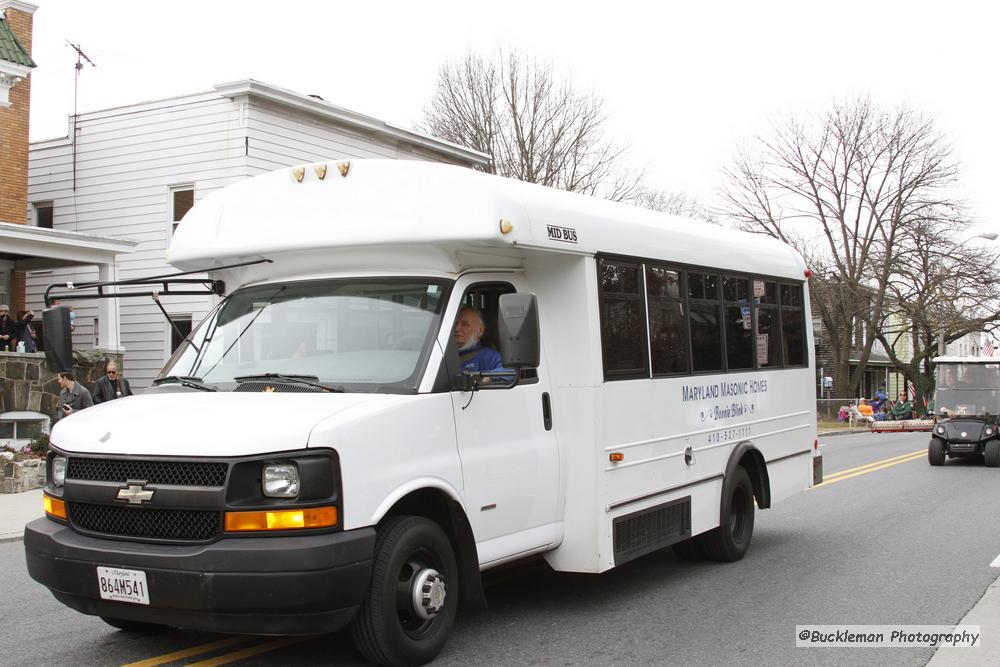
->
xmin=0 ymin=305 xmax=32 ymax=351
xmin=93 ymin=362 xmax=133 ymax=404
xmin=54 ymin=371 xmax=94 ymax=422
xmin=16 ymin=310 xmax=37 ymax=353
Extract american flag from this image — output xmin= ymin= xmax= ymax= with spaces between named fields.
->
xmin=907 ymin=379 xmax=915 ymax=399
xmin=985 ymin=337 xmax=996 ymax=357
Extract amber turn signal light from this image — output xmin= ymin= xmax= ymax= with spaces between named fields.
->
xmin=43 ymin=494 xmax=67 ymax=519
xmin=609 ymin=452 xmax=625 ymax=462
xmin=224 ymin=506 xmax=338 ymax=532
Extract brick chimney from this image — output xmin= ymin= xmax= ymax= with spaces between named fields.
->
xmin=0 ymin=0 xmax=37 ymax=227
xmin=0 ymin=1 xmax=37 ymax=315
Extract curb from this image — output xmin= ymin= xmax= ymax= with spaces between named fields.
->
xmin=0 ymin=532 xmax=23 ymax=544
xmin=818 ymin=428 xmax=873 ymax=438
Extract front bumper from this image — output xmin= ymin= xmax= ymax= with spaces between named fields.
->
xmin=946 ymin=441 xmax=983 ymax=456
xmin=24 ymin=518 xmax=375 ymax=635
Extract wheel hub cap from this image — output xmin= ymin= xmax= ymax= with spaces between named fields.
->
xmin=412 ymin=568 xmax=446 ymax=620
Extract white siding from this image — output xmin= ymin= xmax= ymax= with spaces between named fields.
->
xmin=28 ymin=86 xmax=482 ymax=389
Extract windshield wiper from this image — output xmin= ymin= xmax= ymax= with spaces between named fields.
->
xmin=152 ymin=375 xmax=217 ymax=392
xmin=233 ymin=373 xmax=344 ymax=393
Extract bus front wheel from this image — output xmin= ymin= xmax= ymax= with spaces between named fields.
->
xmin=351 ymin=515 xmax=458 ymax=667
xmin=699 ymin=466 xmax=755 ymax=562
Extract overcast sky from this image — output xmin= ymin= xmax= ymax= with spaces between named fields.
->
xmin=23 ymin=0 xmax=1000 ymax=238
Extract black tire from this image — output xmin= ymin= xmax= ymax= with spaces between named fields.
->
xmin=100 ymin=617 xmax=165 ymax=633
xmin=671 ymin=537 xmax=704 ymax=561
xmin=351 ymin=516 xmax=458 ymax=667
xmin=985 ymin=441 xmax=1000 ymax=468
xmin=928 ymin=438 xmax=946 ymax=466
xmin=699 ymin=466 xmax=755 ymax=562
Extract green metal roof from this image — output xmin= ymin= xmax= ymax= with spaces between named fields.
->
xmin=0 ymin=17 xmax=35 ymax=68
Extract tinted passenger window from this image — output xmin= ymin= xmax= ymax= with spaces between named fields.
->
xmin=690 ymin=304 xmax=722 ymax=372
xmin=646 ymin=266 xmax=688 ymax=375
xmin=781 ymin=284 xmax=805 ymax=366
xmin=599 ymin=259 xmax=648 ymax=377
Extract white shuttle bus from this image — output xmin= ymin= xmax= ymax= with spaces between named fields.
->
xmin=25 ymin=160 xmax=820 ymax=666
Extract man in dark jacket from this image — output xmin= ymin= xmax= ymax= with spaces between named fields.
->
xmin=93 ymin=361 xmax=133 ymax=404
xmin=54 ymin=371 xmax=94 ymax=422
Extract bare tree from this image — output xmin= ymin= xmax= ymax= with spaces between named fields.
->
xmin=632 ymin=187 xmax=718 ymax=223
xmin=422 ymin=50 xmax=642 ymax=202
xmin=718 ymin=98 xmax=970 ymax=398
xmin=875 ymin=221 xmax=1000 ymax=407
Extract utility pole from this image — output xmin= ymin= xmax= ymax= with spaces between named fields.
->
xmin=66 ymin=41 xmax=96 ymax=191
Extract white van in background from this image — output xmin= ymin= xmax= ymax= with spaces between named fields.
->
xmin=25 ymin=160 xmax=820 ymax=666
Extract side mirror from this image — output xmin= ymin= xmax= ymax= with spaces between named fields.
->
xmin=497 ymin=293 xmax=540 ymax=368
xmin=42 ymin=306 xmax=73 ymax=373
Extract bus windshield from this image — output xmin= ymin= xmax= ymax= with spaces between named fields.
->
xmin=935 ymin=362 xmax=1000 ymax=416
xmin=159 ymin=278 xmax=450 ymax=393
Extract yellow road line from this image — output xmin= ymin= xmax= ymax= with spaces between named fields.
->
xmin=822 ymin=449 xmax=925 ymax=481
xmin=816 ymin=451 xmax=926 ymax=488
xmin=184 ymin=637 xmax=310 ymax=667
xmin=121 ymin=636 xmax=255 ymax=667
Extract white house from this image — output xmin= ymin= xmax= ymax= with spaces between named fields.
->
xmin=27 ymin=79 xmax=489 ymax=387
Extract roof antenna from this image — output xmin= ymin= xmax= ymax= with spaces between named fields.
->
xmin=66 ymin=41 xmax=96 ymax=191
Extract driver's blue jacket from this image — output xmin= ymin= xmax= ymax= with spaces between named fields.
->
xmin=459 ymin=343 xmax=505 ymax=373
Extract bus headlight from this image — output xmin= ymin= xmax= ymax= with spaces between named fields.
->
xmin=263 ymin=464 xmax=299 ymax=498
xmin=52 ymin=456 xmax=67 ymax=487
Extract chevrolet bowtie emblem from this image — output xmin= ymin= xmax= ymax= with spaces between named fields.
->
xmin=263 ymin=386 xmax=275 ymax=393
xmin=117 ymin=484 xmax=154 ymax=505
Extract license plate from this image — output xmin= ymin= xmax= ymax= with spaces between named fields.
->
xmin=96 ymin=566 xmax=150 ymax=605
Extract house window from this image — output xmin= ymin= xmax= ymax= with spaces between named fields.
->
xmin=170 ymin=187 xmax=195 ymax=237
xmin=34 ymin=202 xmax=53 ymax=229
xmin=170 ymin=315 xmax=193 ymax=353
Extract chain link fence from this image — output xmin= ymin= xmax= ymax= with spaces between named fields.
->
xmin=817 ymin=398 xmax=855 ymax=425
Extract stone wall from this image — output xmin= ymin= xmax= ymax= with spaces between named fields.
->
xmin=0 ymin=349 xmax=125 ymax=417
xmin=0 ymin=454 xmax=44 ymax=493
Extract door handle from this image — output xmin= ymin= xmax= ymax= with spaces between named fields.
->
xmin=542 ymin=392 xmax=553 ymax=431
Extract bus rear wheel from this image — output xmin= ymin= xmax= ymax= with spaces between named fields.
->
xmin=699 ymin=466 xmax=755 ymax=562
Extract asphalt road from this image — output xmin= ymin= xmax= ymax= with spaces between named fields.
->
xmin=3 ymin=430 xmax=998 ymax=666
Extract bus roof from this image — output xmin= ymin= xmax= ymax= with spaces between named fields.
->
xmin=168 ymin=160 xmax=806 ymax=280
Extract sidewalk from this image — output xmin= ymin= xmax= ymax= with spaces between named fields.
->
xmin=927 ymin=572 xmax=1000 ymax=664
xmin=0 ymin=488 xmax=43 ymax=542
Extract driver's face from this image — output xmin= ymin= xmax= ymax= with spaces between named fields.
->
xmin=453 ymin=311 xmax=484 ymax=346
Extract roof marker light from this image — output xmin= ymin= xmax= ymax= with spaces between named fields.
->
xmin=805 ymin=269 xmax=813 ymax=279
xmin=338 ymin=161 xmax=351 ymax=177
xmin=500 ymin=219 xmax=513 ymax=234
xmin=292 ymin=167 xmax=305 ymax=183
xmin=315 ymin=164 xmax=328 ymax=180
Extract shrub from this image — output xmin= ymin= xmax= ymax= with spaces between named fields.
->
xmin=27 ymin=433 xmax=50 ymax=457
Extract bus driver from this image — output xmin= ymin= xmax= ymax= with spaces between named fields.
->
xmin=454 ymin=306 xmax=505 ymax=373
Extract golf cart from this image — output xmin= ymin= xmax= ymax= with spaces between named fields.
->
xmin=928 ymin=356 xmax=1000 ymax=466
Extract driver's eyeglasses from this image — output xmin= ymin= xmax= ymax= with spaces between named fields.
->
xmin=107 ymin=371 xmax=117 ymax=375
